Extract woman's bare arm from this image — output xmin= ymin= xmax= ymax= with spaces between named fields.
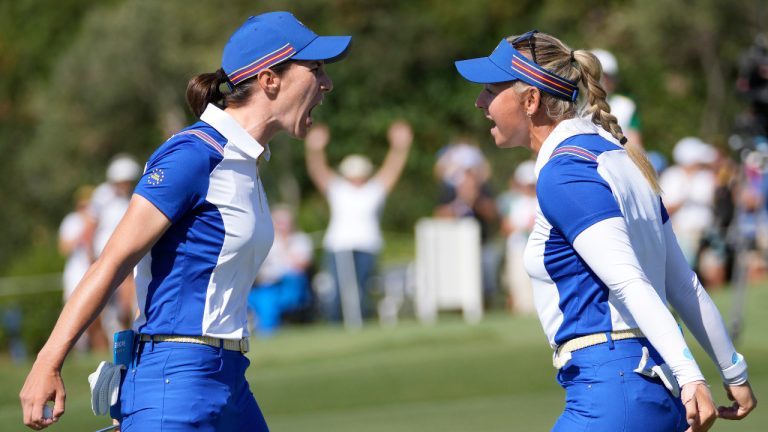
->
xmin=20 ymin=195 xmax=170 ymax=430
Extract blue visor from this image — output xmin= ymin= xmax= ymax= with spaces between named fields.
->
xmin=455 ymin=39 xmax=579 ymax=101
xmin=293 ymin=35 xmax=352 ymax=63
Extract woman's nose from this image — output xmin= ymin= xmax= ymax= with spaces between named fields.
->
xmin=475 ymin=93 xmax=486 ymax=110
xmin=320 ymin=73 xmax=333 ymax=93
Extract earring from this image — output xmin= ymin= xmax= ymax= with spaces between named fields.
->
xmin=527 ymin=112 xmax=533 ymax=118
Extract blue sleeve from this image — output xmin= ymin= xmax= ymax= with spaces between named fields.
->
xmin=537 ymin=157 xmax=623 ymax=243
xmin=134 ymin=139 xmax=215 ymax=223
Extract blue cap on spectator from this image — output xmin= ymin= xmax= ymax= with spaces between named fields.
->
xmin=222 ymin=12 xmax=352 ymax=86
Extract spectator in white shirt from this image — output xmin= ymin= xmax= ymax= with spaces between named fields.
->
xmin=305 ymin=121 xmax=412 ymax=322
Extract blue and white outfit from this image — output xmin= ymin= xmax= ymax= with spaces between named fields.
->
xmin=454 ymin=34 xmax=749 ymax=432
xmin=118 ymin=104 xmax=273 ymax=431
xmin=524 ymin=118 xmax=748 ymax=431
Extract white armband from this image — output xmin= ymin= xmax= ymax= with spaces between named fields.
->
xmin=721 ymin=352 xmax=748 ymax=385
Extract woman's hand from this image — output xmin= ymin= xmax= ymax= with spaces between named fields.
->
xmin=19 ymin=357 xmax=66 ymax=430
xmin=681 ymin=380 xmax=717 ymax=432
xmin=387 ymin=120 xmax=413 ymax=151
xmin=305 ymin=124 xmax=330 ymax=151
xmin=718 ymin=381 xmax=757 ymax=420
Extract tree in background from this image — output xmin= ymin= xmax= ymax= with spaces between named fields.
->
xmin=1 ymin=0 xmax=762 ymax=275
xmin=0 ymin=0 xmax=113 ymax=273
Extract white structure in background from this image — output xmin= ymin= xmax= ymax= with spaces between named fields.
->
xmin=415 ymin=218 xmax=483 ymax=324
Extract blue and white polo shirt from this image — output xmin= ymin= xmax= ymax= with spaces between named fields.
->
xmin=523 ymin=117 xmax=747 ymax=386
xmin=524 ymin=118 xmax=670 ymax=348
xmin=132 ymin=104 xmax=274 ymax=339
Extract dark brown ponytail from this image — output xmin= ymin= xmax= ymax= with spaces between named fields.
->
xmin=185 ymin=63 xmax=291 ymax=117
xmin=185 ymin=68 xmax=230 ymax=117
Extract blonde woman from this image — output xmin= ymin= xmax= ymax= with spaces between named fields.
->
xmin=455 ymin=30 xmax=756 ymax=431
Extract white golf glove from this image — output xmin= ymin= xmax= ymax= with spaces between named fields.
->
xmin=88 ymin=361 xmax=125 ymax=416
xmin=634 ymin=346 xmax=680 ymax=398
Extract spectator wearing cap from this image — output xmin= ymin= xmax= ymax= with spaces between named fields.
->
xmin=90 ymin=154 xmax=142 ymax=339
xmin=20 ymin=11 xmax=351 ymax=431
xmin=434 ymin=140 xmax=499 ymax=303
xmin=434 ymin=139 xmax=491 ymax=189
xmin=591 ymin=49 xmax=644 ymax=149
xmin=91 ymin=155 xmax=141 ymax=257
xmin=659 ymin=137 xmax=719 ymax=265
xmin=305 ymin=121 xmax=412 ymax=322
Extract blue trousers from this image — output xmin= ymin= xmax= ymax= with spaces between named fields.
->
xmin=118 ymin=340 xmax=269 ymax=431
xmin=553 ymin=337 xmax=687 ymax=432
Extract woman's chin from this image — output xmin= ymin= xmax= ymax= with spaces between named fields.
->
xmin=492 ymin=132 xmax=527 ymax=149
xmin=491 ymin=132 xmax=509 ymax=148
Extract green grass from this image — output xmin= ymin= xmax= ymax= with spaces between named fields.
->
xmin=2 ymin=286 xmax=767 ymax=431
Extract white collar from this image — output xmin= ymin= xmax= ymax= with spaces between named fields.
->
xmin=534 ymin=117 xmax=620 ymax=178
xmin=200 ymin=104 xmax=271 ymax=161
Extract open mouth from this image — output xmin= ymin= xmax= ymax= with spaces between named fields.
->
xmin=306 ymin=98 xmax=324 ymax=127
xmin=485 ymin=113 xmax=496 ymax=129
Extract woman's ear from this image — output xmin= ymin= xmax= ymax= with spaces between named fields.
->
xmin=256 ymin=69 xmax=281 ymax=97
xmin=525 ymin=87 xmax=541 ymax=116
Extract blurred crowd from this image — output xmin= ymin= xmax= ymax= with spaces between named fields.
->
xmin=59 ymin=154 xmax=141 ymax=352
xmin=57 ymin=42 xmax=768 ymax=344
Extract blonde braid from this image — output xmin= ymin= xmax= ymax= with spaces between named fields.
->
xmin=574 ymin=50 xmax=626 ymax=143
xmin=573 ymin=50 xmax=661 ymax=194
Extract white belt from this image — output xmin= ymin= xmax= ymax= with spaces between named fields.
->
xmin=552 ymin=329 xmax=679 ymax=397
xmin=139 ymin=334 xmax=250 ymax=353
xmin=553 ymin=329 xmax=644 ymax=369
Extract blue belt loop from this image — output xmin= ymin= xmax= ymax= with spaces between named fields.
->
xmin=132 ymin=334 xmax=140 ymax=368
xmin=218 ymin=339 xmax=225 ymax=370
xmin=605 ymin=331 xmax=615 ymax=350
xmin=150 ymin=335 xmax=155 ymax=352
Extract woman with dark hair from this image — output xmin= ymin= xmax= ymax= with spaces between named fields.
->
xmin=455 ymin=30 xmax=756 ymax=431
xmin=20 ymin=11 xmax=351 ymax=431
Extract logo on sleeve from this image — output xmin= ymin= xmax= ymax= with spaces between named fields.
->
xmin=147 ymin=168 xmax=165 ymax=185
xmin=683 ymin=348 xmax=694 ymax=360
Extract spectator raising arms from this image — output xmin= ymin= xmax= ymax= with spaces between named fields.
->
xmin=305 ymin=121 xmax=412 ymax=322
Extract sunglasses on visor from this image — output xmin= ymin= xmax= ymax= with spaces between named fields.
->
xmin=511 ymin=30 xmax=539 ymax=64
